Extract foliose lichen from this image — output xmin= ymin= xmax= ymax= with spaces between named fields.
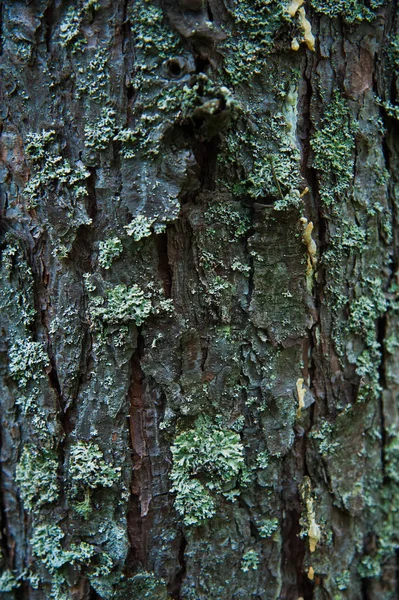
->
xmin=311 ymin=91 xmax=355 ymax=205
xmin=310 ymin=0 xmax=386 ymax=23
xmin=170 ymin=416 xmax=244 ymax=526
xmin=15 ymin=446 xmax=59 ymax=512
xmin=89 ymin=284 xmax=152 ymax=326
xmin=98 ymin=237 xmax=123 ymax=269
xmin=8 ymin=338 xmax=49 ymax=387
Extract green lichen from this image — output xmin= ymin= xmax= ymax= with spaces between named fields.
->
xmin=274 ymin=188 xmax=304 ymax=211
xmin=204 ymin=201 xmax=250 ymax=240
xmin=8 ymin=338 xmax=49 ymax=387
xmin=129 ymin=0 xmax=181 ymax=69
xmin=0 ymin=242 xmax=36 ymax=330
xmin=172 ymin=479 xmax=216 ymax=527
xmin=75 ymin=48 xmax=110 ymax=103
xmin=90 ymin=571 xmax=170 ymax=600
xmin=170 ymin=416 xmax=244 ymax=526
xmin=0 ymin=570 xmax=20 ymax=592
xmin=335 ymin=569 xmax=351 ymax=591
xmin=59 ymin=0 xmax=100 ymax=52
xmin=347 ymin=278 xmax=387 ymax=400
xmin=124 ymin=215 xmax=155 ymax=241
xmin=310 ymin=420 xmax=341 ymax=457
xmin=30 ymin=522 xmax=113 ymax=598
xmin=218 ymin=70 xmax=302 ymax=202
xmin=257 ymin=517 xmax=279 ymax=538
xmin=98 ymin=237 xmax=123 ymax=269
xmin=15 ymin=446 xmax=59 ymax=512
xmin=85 ymin=106 xmax=117 ymax=151
xmin=89 ymin=284 xmax=152 ymax=326
xmin=67 ymin=442 xmax=120 ymax=517
xmin=221 ymin=0 xmax=288 ymax=85
xmin=311 ymin=0 xmax=385 ymax=23
xmin=68 ymin=441 xmax=120 ymax=495
xmin=311 ymin=91 xmax=355 ymax=205
xmin=241 ymin=549 xmax=260 ymax=572
xmin=24 ymin=130 xmax=90 ymax=209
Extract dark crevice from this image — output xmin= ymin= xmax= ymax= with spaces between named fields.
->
xmin=86 ymin=167 xmax=98 ymax=221
xmin=125 ymin=331 xmax=149 ymax=575
xmin=168 ymin=532 xmax=187 ymax=599
xmin=0 ymin=421 xmax=11 ymax=569
xmin=43 ymin=0 xmax=55 ymax=54
xmin=89 ymin=585 xmax=103 ymax=599
xmin=361 ymin=577 xmax=369 ymax=600
xmin=245 ymin=204 xmax=255 ymax=307
xmin=206 ymin=1 xmax=214 ymax=22
xmin=200 ymin=342 xmax=208 ymax=371
xmin=377 ymin=313 xmax=388 ymax=478
xmin=280 ymin=506 xmax=314 ymax=600
xmin=396 ymin=548 xmax=399 ymax=598
xmin=156 ymin=231 xmax=173 ymax=298
xmin=0 ymin=1 xmax=4 ymax=56
xmin=193 ymin=137 xmax=219 ymax=190
xmin=195 ymin=55 xmax=210 ymax=73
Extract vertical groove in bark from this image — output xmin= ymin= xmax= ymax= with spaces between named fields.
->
xmin=126 ymin=331 xmax=149 ymax=571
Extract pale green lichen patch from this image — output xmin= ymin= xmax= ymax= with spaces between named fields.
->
xmin=170 ymin=416 xmax=244 ymax=526
xmin=15 ymin=446 xmax=59 ymax=512
xmin=30 ymin=522 xmax=114 ymax=598
xmin=89 ymin=284 xmax=152 ymax=326
xmin=0 ymin=570 xmax=20 ymax=593
xmin=85 ymin=106 xmax=117 ymax=151
xmin=24 ymin=130 xmax=90 ymax=209
xmin=310 ymin=0 xmax=386 ymax=23
xmin=98 ymin=237 xmax=123 ymax=269
xmin=311 ymin=91 xmax=355 ymax=205
xmin=124 ymin=215 xmax=155 ymax=241
xmin=221 ymin=1 xmax=288 ymax=85
xmin=218 ymin=66 xmax=302 ymax=203
xmin=90 ymin=570 xmax=170 ymax=600
xmin=75 ymin=48 xmax=110 ymax=103
xmin=0 ymin=242 xmax=36 ymax=330
xmin=68 ymin=442 xmax=121 ymax=518
xmin=8 ymin=338 xmax=49 ymax=387
xmin=69 ymin=441 xmax=120 ymax=492
xmin=257 ymin=517 xmax=279 ymax=538
xmin=58 ymin=0 xmax=100 ymax=52
xmin=241 ymin=549 xmax=260 ymax=572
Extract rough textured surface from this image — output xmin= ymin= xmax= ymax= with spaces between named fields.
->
xmin=0 ymin=0 xmax=399 ymax=598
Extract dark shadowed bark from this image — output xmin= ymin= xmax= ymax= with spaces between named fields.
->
xmin=1 ymin=0 xmax=399 ymax=598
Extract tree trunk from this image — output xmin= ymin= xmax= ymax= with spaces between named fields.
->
xmin=1 ymin=0 xmax=399 ymax=598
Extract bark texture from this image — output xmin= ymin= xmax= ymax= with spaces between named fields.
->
xmin=0 ymin=0 xmax=399 ymax=598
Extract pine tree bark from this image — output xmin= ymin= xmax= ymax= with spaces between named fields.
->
xmin=1 ymin=0 xmax=399 ymax=599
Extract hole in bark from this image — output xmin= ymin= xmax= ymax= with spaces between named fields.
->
xmin=165 ymin=57 xmax=187 ymax=79
xmin=195 ymin=55 xmax=210 ymax=73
